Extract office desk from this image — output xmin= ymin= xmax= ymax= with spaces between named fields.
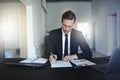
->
xmin=0 ymin=58 xmax=106 ymax=80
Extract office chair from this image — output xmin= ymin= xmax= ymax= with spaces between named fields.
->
xmin=106 ymin=47 xmax=120 ymax=80
xmin=106 ymin=47 xmax=120 ymax=74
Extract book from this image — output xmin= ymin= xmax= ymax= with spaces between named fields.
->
xmin=20 ymin=57 xmax=48 ymax=64
xmin=70 ymin=59 xmax=96 ymax=67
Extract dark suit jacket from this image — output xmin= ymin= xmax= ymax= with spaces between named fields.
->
xmin=46 ymin=28 xmax=92 ymax=60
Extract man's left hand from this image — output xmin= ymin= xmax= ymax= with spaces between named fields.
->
xmin=62 ymin=54 xmax=78 ymax=61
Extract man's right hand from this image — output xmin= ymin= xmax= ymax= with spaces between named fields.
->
xmin=49 ymin=54 xmax=57 ymax=64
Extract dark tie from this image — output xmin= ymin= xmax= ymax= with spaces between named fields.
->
xmin=64 ymin=34 xmax=68 ymax=57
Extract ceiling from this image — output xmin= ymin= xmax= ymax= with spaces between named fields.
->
xmin=46 ymin=0 xmax=92 ymax=2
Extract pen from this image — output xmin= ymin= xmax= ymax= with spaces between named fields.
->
xmin=50 ymin=52 xmax=56 ymax=59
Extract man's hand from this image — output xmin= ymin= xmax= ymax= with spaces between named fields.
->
xmin=62 ymin=54 xmax=78 ymax=61
xmin=49 ymin=54 xmax=57 ymax=64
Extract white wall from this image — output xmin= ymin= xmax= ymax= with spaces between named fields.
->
xmin=46 ymin=2 xmax=92 ymax=31
xmin=92 ymin=0 xmax=120 ymax=55
xmin=46 ymin=2 xmax=94 ymax=49
xmin=20 ymin=0 xmax=46 ymax=58
xmin=32 ymin=0 xmax=46 ymax=57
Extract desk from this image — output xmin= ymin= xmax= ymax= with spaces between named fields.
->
xmin=106 ymin=72 xmax=120 ymax=80
xmin=0 ymin=58 xmax=106 ymax=80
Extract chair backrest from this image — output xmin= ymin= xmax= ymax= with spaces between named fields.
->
xmin=106 ymin=47 xmax=120 ymax=74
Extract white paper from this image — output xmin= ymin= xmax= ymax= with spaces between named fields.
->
xmin=20 ymin=58 xmax=37 ymax=63
xmin=32 ymin=58 xmax=48 ymax=64
xmin=51 ymin=60 xmax=72 ymax=68
xmin=71 ymin=59 xmax=96 ymax=67
xmin=20 ymin=58 xmax=48 ymax=64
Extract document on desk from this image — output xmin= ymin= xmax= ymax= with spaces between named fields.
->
xmin=51 ymin=60 xmax=72 ymax=68
xmin=70 ymin=59 xmax=96 ymax=67
xmin=20 ymin=58 xmax=48 ymax=64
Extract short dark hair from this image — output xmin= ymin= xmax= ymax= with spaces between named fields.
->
xmin=61 ymin=10 xmax=76 ymax=23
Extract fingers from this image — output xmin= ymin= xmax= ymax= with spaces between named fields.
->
xmin=62 ymin=56 xmax=70 ymax=62
xmin=62 ymin=55 xmax=77 ymax=61
xmin=49 ymin=55 xmax=57 ymax=64
xmin=49 ymin=54 xmax=77 ymax=63
xmin=53 ymin=55 xmax=57 ymax=59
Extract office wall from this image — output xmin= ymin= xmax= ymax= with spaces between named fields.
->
xmin=32 ymin=0 xmax=46 ymax=57
xmin=46 ymin=2 xmax=92 ymax=31
xmin=92 ymin=0 xmax=120 ymax=55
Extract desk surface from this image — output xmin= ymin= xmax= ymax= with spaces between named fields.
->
xmin=0 ymin=58 xmax=107 ymax=80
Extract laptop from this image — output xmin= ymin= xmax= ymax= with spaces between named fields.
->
xmin=4 ymin=58 xmax=46 ymax=68
xmin=5 ymin=62 xmax=46 ymax=67
xmin=92 ymin=47 xmax=120 ymax=74
xmin=91 ymin=56 xmax=110 ymax=73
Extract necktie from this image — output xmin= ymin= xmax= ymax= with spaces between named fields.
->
xmin=64 ymin=34 xmax=68 ymax=57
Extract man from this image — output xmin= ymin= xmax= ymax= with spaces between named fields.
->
xmin=48 ymin=10 xmax=92 ymax=63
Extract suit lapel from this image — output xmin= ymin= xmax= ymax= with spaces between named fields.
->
xmin=58 ymin=29 xmax=62 ymax=55
xmin=70 ymin=29 xmax=74 ymax=54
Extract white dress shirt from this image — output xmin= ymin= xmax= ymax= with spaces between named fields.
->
xmin=62 ymin=30 xmax=71 ymax=57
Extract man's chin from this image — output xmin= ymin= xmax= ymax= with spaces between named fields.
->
xmin=64 ymin=31 xmax=69 ymax=34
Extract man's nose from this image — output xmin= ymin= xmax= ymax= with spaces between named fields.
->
xmin=64 ymin=26 xmax=69 ymax=30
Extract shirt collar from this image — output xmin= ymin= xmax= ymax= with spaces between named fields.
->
xmin=62 ymin=29 xmax=71 ymax=36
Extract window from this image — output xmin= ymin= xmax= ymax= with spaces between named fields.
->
xmin=77 ymin=22 xmax=90 ymax=39
xmin=77 ymin=22 xmax=93 ymax=49
xmin=2 ymin=23 xmax=16 ymax=40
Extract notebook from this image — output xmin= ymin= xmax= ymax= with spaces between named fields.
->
xmin=51 ymin=60 xmax=72 ymax=68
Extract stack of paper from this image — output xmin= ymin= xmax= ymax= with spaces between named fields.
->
xmin=20 ymin=58 xmax=48 ymax=64
xmin=51 ymin=60 xmax=72 ymax=68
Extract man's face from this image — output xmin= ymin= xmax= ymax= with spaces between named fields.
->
xmin=61 ymin=19 xmax=74 ymax=34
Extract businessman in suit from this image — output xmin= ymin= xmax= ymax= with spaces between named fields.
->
xmin=48 ymin=10 xmax=92 ymax=63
